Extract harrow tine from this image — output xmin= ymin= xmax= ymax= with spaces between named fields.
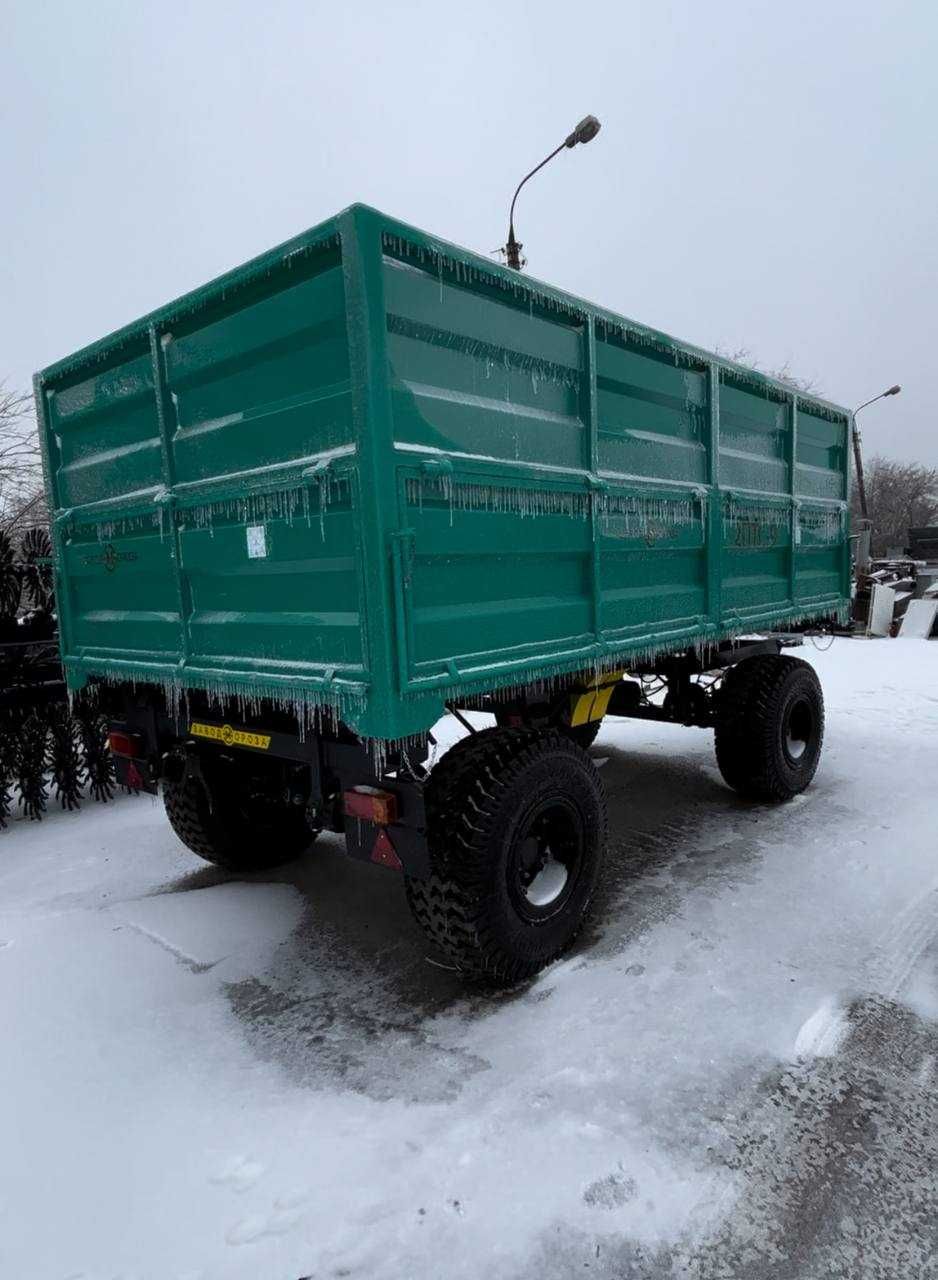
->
xmin=48 ymin=704 xmax=85 ymax=812
xmin=16 ymin=710 xmax=49 ymax=821
xmin=75 ymin=700 xmax=115 ymax=804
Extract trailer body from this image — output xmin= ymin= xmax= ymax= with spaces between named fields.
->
xmin=36 ymin=205 xmax=851 ymax=743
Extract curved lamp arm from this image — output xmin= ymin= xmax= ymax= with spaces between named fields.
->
xmin=851 ymin=385 xmax=901 ymax=520
xmin=504 ymin=116 xmax=601 ymax=270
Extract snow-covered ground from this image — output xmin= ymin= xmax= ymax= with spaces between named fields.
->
xmin=2 ymin=638 xmax=937 ymax=1279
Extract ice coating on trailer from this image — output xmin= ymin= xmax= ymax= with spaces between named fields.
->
xmin=69 ymin=479 xmax=352 ymax=544
xmin=382 ymin=234 xmax=588 ymax=328
xmin=88 ymin=671 xmax=413 ymax=776
xmin=601 ymin=493 xmax=701 ymax=539
xmin=40 ymin=207 xmax=851 ymax=758
xmin=89 ymin=670 xmax=359 ymax=742
xmin=405 ymin=475 xmax=591 ymax=523
xmin=382 ymin=228 xmax=850 ymax=428
xmin=386 ymin=313 xmax=581 ymax=396
xmin=182 ymin=477 xmax=350 ymax=540
xmin=404 ymin=476 xmax=704 ymax=539
xmin=396 ymin=440 xmax=586 ymax=477
xmin=798 ymin=504 xmax=848 ymax=544
xmin=85 ymin=511 xmax=163 ymax=541
xmin=722 ymin=496 xmax=847 ymax=546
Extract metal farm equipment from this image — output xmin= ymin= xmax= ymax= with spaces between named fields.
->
xmin=0 ymin=527 xmax=112 ymax=825
xmin=36 ymin=205 xmax=852 ymax=979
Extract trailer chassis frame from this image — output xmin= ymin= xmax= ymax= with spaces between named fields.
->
xmin=100 ymin=633 xmax=803 ymax=881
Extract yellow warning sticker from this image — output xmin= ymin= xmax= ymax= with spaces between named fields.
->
xmin=189 ymin=722 xmax=271 ymax=750
xmin=570 ymin=670 xmax=624 ymax=726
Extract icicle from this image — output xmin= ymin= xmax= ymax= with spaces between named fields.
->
xmin=599 ymin=492 xmax=699 ymax=542
xmin=722 ymin=495 xmax=791 ymax=547
xmin=406 ymin=476 xmax=590 ymax=522
xmin=178 ymin=477 xmax=351 ymax=538
xmin=382 ymin=233 xmax=585 ymax=331
xmin=798 ymin=504 xmax=846 ymax=545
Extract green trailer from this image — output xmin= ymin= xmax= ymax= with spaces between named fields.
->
xmin=36 ymin=204 xmax=851 ymax=982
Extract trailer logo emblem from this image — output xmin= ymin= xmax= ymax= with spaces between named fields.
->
xmin=189 ymin=722 xmax=272 ymax=750
xmin=82 ymin=544 xmax=139 ymax=573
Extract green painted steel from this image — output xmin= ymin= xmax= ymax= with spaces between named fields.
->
xmin=36 ymin=204 xmax=852 ymax=742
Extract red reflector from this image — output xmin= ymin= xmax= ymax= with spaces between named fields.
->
xmin=126 ymin=761 xmax=144 ymax=791
xmin=107 ymin=731 xmax=139 ymax=758
xmin=343 ymin=788 xmax=399 ymax=826
xmin=371 ymin=827 xmax=402 ymax=871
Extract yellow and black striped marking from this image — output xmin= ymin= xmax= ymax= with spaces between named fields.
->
xmin=569 ymin=671 xmax=624 ymax=727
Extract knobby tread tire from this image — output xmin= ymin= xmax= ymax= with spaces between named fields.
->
xmin=405 ymin=727 xmax=607 ymax=986
xmin=565 ymin=720 xmax=602 ymax=750
xmin=714 ymin=655 xmax=824 ymax=802
xmin=163 ymin=772 xmax=315 ymax=872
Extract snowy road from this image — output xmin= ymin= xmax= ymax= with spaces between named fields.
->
xmin=2 ymin=639 xmax=937 ymax=1279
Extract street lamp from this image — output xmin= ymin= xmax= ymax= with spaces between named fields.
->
xmin=503 ymin=115 xmax=602 ymax=270
xmin=852 ymin=384 xmax=901 ymax=520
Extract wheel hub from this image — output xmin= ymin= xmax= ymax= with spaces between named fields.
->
xmin=784 ymin=696 xmax=814 ymax=763
xmin=520 ymin=846 xmax=570 ymax=907
xmin=510 ymin=802 xmax=584 ymax=923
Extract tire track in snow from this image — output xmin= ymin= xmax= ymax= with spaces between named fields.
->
xmin=866 ymin=878 xmax=938 ymax=1001
xmin=119 ymin=920 xmax=222 ymax=974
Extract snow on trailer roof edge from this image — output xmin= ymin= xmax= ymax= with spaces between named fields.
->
xmin=34 ymin=202 xmax=852 ymax=425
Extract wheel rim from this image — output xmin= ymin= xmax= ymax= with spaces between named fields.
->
xmin=784 ymin=697 xmax=814 ymax=763
xmin=508 ymin=799 xmax=585 ymax=924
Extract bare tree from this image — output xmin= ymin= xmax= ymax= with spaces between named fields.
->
xmin=851 ymin=455 xmax=938 ymax=556
xmin=714 ymin=345 xmax=823 ymax=396
xmin=766 ymin=359 xmax=823 ymax=397
xmin=0 ymin=385 xmax=46 ymax=535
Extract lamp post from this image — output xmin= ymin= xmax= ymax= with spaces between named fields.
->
xmin=852 ymin=384 xmax=901 ymax=520
xmin=503 ymin=115 xmax=601 ymax=270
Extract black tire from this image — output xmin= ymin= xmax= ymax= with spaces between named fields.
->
xmin=405 ymin=728 xmax=607 ymax=985
xmin=565 ymin=720 xmax=601 ymax=750
xmin=715 ymin=655 xmax=824 ymax=802
xmin=163 ymin=756 xmax=316 ymax=872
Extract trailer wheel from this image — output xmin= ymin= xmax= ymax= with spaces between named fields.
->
xmin=163 ymin=756 xmax=316 ymax=872
xmin=565 ymin=720 xmax=602 ymax=750
xmin=405 ymin=728 xmax=607 ymax=985
xmin=715 ymin=655 xmax=824 ymax=802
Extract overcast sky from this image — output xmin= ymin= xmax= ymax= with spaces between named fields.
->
xmin=3 ymin=0 xmax=935 ymax=463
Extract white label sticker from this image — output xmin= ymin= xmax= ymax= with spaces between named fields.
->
xmin=246 ymin=525 xmax=267 ymax=559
